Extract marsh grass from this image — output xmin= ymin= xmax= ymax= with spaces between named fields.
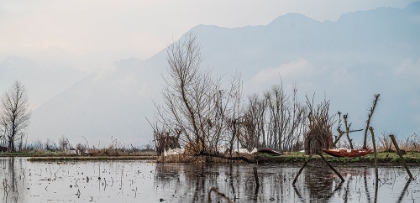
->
xmin=377 ymin=133 xmax=420 ymax=152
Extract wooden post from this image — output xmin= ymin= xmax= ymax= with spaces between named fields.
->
xmin=293 ymin=154 xmax=313 ymax=185
xmin=397 ymin=180 xmax=411 ymax=203
xmin=253 ymin=167 xmax=259 ymax=200
xmin=389 ymin=134 xmax=414 ymax=180
xmin=369 ymin=127 xmax=378 ymax=182
xmin=253 ymin=167 xmax=259 ymax=188
xmin=319 ymin=153 xmax=344 ymax=182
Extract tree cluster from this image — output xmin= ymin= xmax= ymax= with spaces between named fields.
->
xmin=152 ymin=34 xmax=310 ymax=156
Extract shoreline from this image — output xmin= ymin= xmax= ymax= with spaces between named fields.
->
xmin=22 ymin=155 xmax=420 ymax=166
xmin=2 ymin=151 xmax=419 ymax=165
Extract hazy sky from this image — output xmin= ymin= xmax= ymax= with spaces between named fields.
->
xmin=0 ymin=0 xmax=417 ymax=73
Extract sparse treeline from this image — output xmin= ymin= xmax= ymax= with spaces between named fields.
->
xmin=23 ymin=135 xmax=154 ymax=155
xmin=151 ymin=34 xmax=309 ymax=156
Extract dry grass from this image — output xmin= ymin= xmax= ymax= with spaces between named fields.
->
xmin=377 ymin=133 xmax=420 ymax=152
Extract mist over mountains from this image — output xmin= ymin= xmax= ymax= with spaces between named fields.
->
xmin=9 ymin=3 xmax=419 ymax=146
xmin=0 ymin=56 xmax=87 ymax=109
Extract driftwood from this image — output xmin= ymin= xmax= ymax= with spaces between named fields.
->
xmin=389 ymin=135 xmax=414 ymax=180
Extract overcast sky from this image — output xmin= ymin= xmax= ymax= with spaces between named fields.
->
xmin=0 ymin=0 xmax=417 ymax=73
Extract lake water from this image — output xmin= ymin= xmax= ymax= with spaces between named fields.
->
xmin=1 ymin=157 xmax=419 ymax=203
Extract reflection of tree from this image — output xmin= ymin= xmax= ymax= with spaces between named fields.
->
xmin=154 ymin=163 xmax=182 ymax=190
xmin=303 ymin=165 xmax=335 ymax=199
xmin=0 ymin=158 xmax=25 ymax=203
xmin=153 ymin=164 xmax=416 ymax=202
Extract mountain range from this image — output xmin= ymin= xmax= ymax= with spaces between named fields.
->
xmin=4 ymin=2 xmax=419 ymax=147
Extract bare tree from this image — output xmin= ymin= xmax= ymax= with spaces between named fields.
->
xmin=304 ymin=95 xmax=334 ymax=155
xmin=363 ymin=94 xmax=380 ymax=149
xmin=243 ymin=93 xmax=267 ymax=149
xmin=58 ymin=135 xmax=70 ymax=152
xmin=283 ymin=86 xmax=307 ymax=151
xmin=152 ymin=33 xmax=247 ymax=157
xmin=265 ymin=84 xmax=288 ymax=150
xmin=45 ymin=138 xmax=57 ymax=151
xmin=0 ymin=81 xmax=31 ymax=151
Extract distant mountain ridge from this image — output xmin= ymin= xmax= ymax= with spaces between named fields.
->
xmin=28 ymin=2 xmax=420 ymax=146
xmin=0 ymin=56 xmax=87 ymax=110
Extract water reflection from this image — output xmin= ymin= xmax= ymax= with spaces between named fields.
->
xmin=0 ymin=157 xmax=26 ymax=203
xmin=0 ymin=158 xmax=419 ymax=203
xmin=153 ymin=163 xmax=420 ymax=203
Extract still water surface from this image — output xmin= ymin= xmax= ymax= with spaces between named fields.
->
xmin=0 ymin=157 xmax=419 ymax=203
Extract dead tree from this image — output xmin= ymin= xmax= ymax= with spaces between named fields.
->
xmin=0 ymin=81 xmax=31 ymax=152
xmin=333 ymin=112 xmax=362 ymax=148
xmin=153 ymin=33 xmax=242 ymax=156
xmin=283 ymin=85 xmax=307 ymax=152
xmin=363 ymin=94 xmax=380 ymax=149
xmin=265 ymin=84 xmax=288 ymax=150
xmin=262 ymin=84 xmax=306 ymax=152
xmin=343 ymin=114 xmax=354 ymax=149
xmin=304 ymin=96 xmax=333 ymax=155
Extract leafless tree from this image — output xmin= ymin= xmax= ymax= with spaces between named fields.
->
xmin=225 ymin=73 xmax=243 ymax=155
xmin=0 ymin=81 xmax=31 ymax=151
xmin=45 ymin=138 xmax=57 ymax=151
xmin=304 ymin=95 xmax=335 ymax=155
xmin=236 ymin=84 xmax=307 ymax=152
xmin=363 ymin=94 xmax=380 ymax=149
xmin=31 ymin=139 xmax=44 ymax=151
xmin=58 ymin=135 xmax=70 ymax=151
xmin=153 ymin=34 xmax=311 ymax=156
xmin=282 ymin=86 xmax=307 ymax=151
xmin=265 ymin=84 xmax=288 ymax=150
xmin=17 ymin=132 xmax=27 ymax=151
xmin=242 ymin=93 xmax=267 ymax=149
xmin=153 ymin=34 xmax=243 ymax=156
xmin=256 ymin=84 xmax=307 ymax=151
